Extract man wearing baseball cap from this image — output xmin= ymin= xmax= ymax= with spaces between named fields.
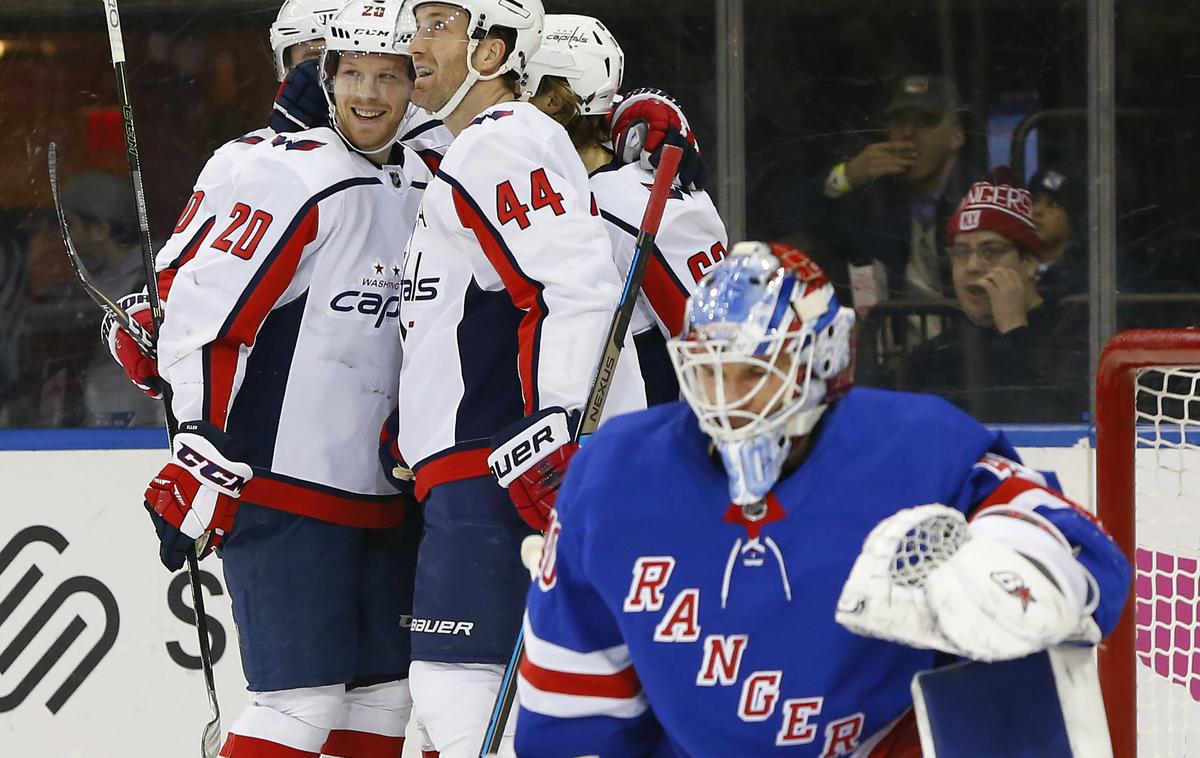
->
xmin=900 ymin=173 xmax=1089 ymax=422
xmin=1030 ymin=165 xmax=1087 ymax=302
xmin=813 ymin=74 xmax=983 ymax=312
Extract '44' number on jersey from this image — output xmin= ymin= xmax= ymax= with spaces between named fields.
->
xmin=496 ymin=168 xmax=566 ymax=230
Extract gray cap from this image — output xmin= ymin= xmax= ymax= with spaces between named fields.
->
xmin=61 ymin=172 xmax=136 ymax=226
xmin=885 ymin=75 xmax=962 ymax=116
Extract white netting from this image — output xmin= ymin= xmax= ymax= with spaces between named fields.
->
xmin=1134 ymin=366 xmax=1200 ymax=756
xmin=889 ymin=512 xmax=967 ymax=588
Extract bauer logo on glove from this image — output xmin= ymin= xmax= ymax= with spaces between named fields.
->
xmin=488 ymin=407 xmax=579 ymax=532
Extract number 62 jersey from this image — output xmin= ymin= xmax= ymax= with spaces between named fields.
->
xmin=155 ymin=127 xmax=427 ymax=527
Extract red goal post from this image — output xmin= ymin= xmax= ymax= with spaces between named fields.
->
xmin=1097 ymin=328 xmax=1200 ymax=757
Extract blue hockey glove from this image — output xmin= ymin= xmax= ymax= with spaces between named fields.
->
xmin=378 ymin=407 xmax=415 ymax=498
xmin=269 ymin=58 xmax=329 ymax=133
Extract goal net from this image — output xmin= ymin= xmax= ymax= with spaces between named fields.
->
xmin=1097 ymin=329 xmax=1200 ymax=757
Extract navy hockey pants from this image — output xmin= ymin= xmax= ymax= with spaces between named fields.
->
xmin=220 ymin=501 xmax=420 ymax=691
xmin=410 ymin=475 xmax=537 ymax=664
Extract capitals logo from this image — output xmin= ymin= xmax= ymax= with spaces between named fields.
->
xmin=991 ymin=570 xmax=1035 ymax=611
xmin=328 ymin=260 xmax=404 ymax=328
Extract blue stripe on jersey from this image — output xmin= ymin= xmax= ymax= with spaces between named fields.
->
xmin=226 ymin=292 xmax=307 ymax=468
xmin=400 ymin=119 xmax=445 ymax=141
xmin=438 ymin=168 xmax=548 ymax=412
xmin=215 ymin=176 xmax=381 ymax=342
xmin=600 ymin=208 xmax=691 ymax=298
xmin=454 ymin=279 xmax=525 ymax=446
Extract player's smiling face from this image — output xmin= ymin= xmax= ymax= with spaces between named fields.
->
xmin=330 ymin=52 xmax=413 ymax=155
xmin=409 ymin=4 xmax=471 ymax=112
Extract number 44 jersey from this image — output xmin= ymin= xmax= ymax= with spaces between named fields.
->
xmin=396 ymin=101 xmax=645 ymax=500
xmin=155 ymin=127 xmax=427 ymax=527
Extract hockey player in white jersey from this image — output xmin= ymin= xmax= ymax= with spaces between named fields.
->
xmin=523 ymin=14 xmax=729 ymax=404
xmin=106 ymin=3 xmax=434 ymax=756
xmin=517 ymin=242 xmax=1132 ymax=756
xmin=390 ymin=0 xmax=646 ymax=753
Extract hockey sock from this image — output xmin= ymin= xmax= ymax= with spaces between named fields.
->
xmin=223 ymin=685 xmax=344 ymax=757
xmin=320 ymin=680 xmax=411 ymax=758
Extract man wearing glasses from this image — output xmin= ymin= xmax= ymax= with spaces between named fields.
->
xmin=899 ymin=176 xmax=1089 ymax=423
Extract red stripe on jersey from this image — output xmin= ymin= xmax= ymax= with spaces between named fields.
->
xmin=641 ymin=252 xmax=688 ymax=337
xmin=450 ymin=185 xmax=544 ymax=414
xmin=413 ymin=447 xmax=491 ymax=501
xmin=219 ymin=732 xmax=319 ymax=757
xmin=972 ymin=475 xmax=1099 ymax=527
xmin=866 ymin=708 xmax=922 ymax=758
xmin=158 ymin=217 xmax=215 ymax=302
xmin=241 ymin=475 xmax=406 ymax=528
xmin=520 ymin=654 xmax=643 ymax=700
xmin=206 ymin=206 xmax=319 ymax=429
xmin=321 ymin=730 xmax=404 ymax=757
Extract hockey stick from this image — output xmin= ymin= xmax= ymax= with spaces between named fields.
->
xmin=479 ymin=143 xmax=685 ymax=756
xmin=97 ymin=1 xmax=222 ymax=755
xmin=48 ymin=144 xmax=156 ymax=356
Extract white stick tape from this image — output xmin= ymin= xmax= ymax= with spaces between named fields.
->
xmin=101 ymin=0 xmax=126 ymax=64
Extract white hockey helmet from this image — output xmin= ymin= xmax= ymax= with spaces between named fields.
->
xmin=397 ymin=0 xmax=545 ymax=120
xmin=523 ymin=14 xmax=624 ymax=116
xmin=320 ymin=0 xmax=413 ymax=155
xmin=269 ymin=0 xmax=343 ymax=81
xmin=669 ymin=242 xmax=856 ymax=504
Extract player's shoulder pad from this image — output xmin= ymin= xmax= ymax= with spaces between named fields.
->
xmin=441 ymin=101 xmax=566 ymax=175
xmin=572 ymin=402 xmax=702 ymax=484
xmin=835 ymin=388 xmax=998 ymax=469
xmin=591 ymin=160 xmax=716 ymax=230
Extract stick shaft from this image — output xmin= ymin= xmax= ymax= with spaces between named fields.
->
xmin=480 ymin=145 xmax=686 ymax=756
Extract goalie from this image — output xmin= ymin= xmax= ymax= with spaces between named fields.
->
xmin=516 ymin=241 xmax=1131 ymax=756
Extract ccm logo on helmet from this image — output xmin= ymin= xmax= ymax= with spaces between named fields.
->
xmin=330 ymin=290 xmax=401 ymax=328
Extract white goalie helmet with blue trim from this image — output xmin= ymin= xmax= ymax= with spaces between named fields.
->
xmin=668 ymin=241 xmax=856 ymax=505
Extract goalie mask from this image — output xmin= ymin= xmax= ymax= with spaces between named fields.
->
xmin=668 ymin=241 xmax=855 ymax=505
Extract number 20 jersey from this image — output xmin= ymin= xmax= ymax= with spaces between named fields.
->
xmin=397 ymin=102 xmax=646 ymax=499
xmin=155 ymin=127 xmax=428 ymax=526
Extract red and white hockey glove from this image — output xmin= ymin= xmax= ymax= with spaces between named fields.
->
xmin=144 ymin=421 xmax=251 ymax=571
xmin=610 ymin=87 xmax=708 ymax=191
xmin=100 ymin=291 xmax=163 ymax=399
xmin=488 ymin=407 xmax=579 ymax=532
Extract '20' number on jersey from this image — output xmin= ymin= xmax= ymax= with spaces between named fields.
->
xmin=496 ymin=168 xmax=566 ymax=230
xmin=212 ymin=203 xmax=275 ymax=260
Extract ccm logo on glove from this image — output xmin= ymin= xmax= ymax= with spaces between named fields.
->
xmin=176 ymin=442 xmax=249 ymax=495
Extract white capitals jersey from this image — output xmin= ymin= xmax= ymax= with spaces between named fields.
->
xmin=397 ymin=102 xmax=646 ymax=499
xmin=591 ymin=161 xmax=729 ymax=339
xmin=156 ymin=127 xmax=428 ymax=528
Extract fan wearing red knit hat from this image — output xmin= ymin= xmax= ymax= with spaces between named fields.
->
xmin=899 ymin=173 xmax=1089 ymax=423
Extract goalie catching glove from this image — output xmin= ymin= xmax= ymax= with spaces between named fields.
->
xmin=100 ymin=291 xmax=162 ymax=398
xmin=144 ymin=421 xmax=251 ymax=571
xmin=488 ymin=407 xmax=578 ymax=532
xmin=835 ymin=504 xmax=1100 ymax=662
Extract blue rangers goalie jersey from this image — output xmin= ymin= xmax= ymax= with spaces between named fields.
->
xmin=518 ymin=388 xmax=1131 ymax=757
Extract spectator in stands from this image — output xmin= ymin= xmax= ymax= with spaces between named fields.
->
xmin=814 ymin=74 xmax=983 ymax=305
xmin=17 ymin=173 xmax=161 ymax=426
xmin=900 ymin=175 xmax=1089 ymax=423
xmin=1030 ymin=165 xmax=1088 ymax=302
